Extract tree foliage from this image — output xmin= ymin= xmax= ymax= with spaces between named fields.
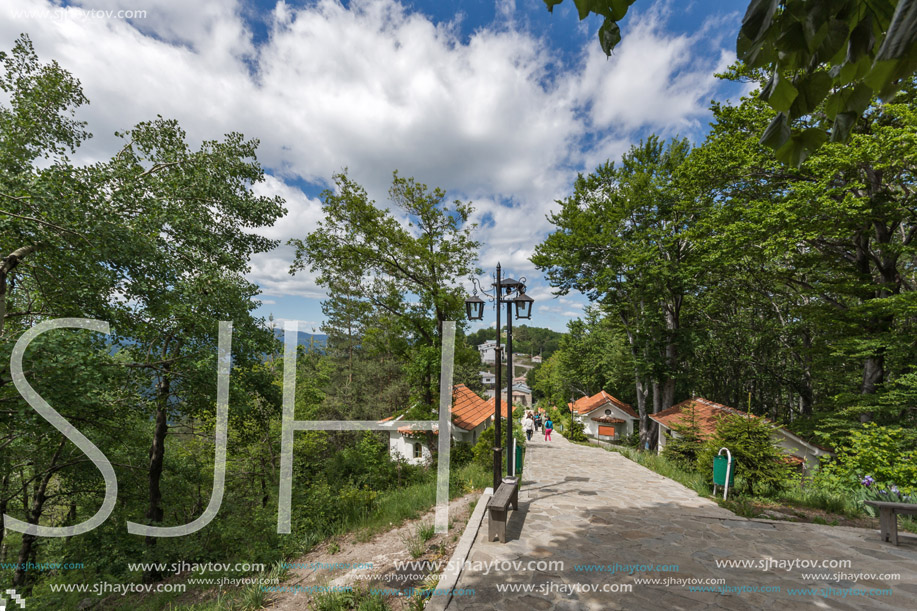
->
xmin=1 ymin=35 xmax=285 ymax=589
xmin=546 ymin=0 xmax=917 ymax=163
xmin=696 ymin=415 xmax=795 ymax=494
xmin=533 ymin=69 xmax=917 ymax=461
xmin=289 ymin=171 xmax=481 ymax=414
xmin=532 ymin=136 xmax=697 ymax=446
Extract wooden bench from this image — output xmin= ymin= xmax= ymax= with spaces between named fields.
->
xmin=487 ymin=477 xmax=519 ymax=543
xmin=865 ymin=501 xmax=917 ymax=545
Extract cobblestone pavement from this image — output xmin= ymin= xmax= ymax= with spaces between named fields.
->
xmin=444 ymin=431 xmax=917 ymax=610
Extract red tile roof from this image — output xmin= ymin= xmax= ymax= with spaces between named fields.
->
xmin=484 ymin=397 xmax=521 ymax=418
xmin=452 ymin=384 xmax=517 ymax=431
xmin=383 ymin=386 xmax=522 ymax=435
xmin=568 ymin=391 xmax=637 ymax=419
xmin=591 ymin=416 xmax=625 ymax=424
xmin=649 ymin=397 xmax=833 ymax=453
xmin=398 ymin=427 xmax=437 ymax=436
xmin=649 ymin=397 xmax=750 ymax=439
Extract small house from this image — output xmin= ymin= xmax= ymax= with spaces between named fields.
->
xmin=477 ymin=340 xmax=497 ymax=364
xmin=386 ymin=384 xmax=516 ymax=464
xmin=568 ymin=391 xmax=638 ymax=441
xmin=512 ymin=383 xmax=533 ymax=410
xmin=382 ymin=415 xmax=437 ymax=466
xmin=649 ymin=397 xmax=834 ymax=474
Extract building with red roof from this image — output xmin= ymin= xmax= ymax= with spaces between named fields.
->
xmin=649 ymin=397 xmax=833 ymax=474
xmin=387 ymin=384 xmax=520 ymax=465
xmin=568 ymin=390 xmax=638 ymax=441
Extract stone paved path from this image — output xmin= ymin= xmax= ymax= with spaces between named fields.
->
xmin=444 ymin=431 xmax=917 ymax=610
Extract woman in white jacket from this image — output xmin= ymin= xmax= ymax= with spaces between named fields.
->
xmin=522 ymin=411 xmax=535 ymax=441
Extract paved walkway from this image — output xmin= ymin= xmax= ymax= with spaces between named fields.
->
xmin=444 ymin=431 xmax=917 ymax=610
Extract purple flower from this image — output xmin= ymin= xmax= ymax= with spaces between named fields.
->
xmin=880 ymin=489 xmax=888 ymax=495
xmin=891 ymin=485 xmax=900 ymax=495
xmin=861 ymin=475 xmax=875 ymax=487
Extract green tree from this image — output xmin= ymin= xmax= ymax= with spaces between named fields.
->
xmin=290 ymin=171 xmax=480 ymax=414
xmin=532 ymin=136 xmax=698 ymax=446
xmin=816 ymin=422 xmax=917 ymax=493
xmin=661 ymin=403 xmax=704 ymax=469
xmin=696 ymin=414 xmax=794 ymax=495
xmin=556 ymin=306 xmax=633 ymax=403
xmin=0 ymin=36 xmax=286 ymax=584
xmin=689 ymin=80 xmax=917 ymax=429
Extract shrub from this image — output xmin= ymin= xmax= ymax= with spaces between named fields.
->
xmin=816 ymin=423 xmax=917 ymax=495
xmin=450 ymin=441 xmax=474 ymax=468
xmin=471 ymin=419 xmax=524 ymax=472
xmin=567 ymin=418 xmax=588 ymax=442
xmin=472 ymin=425 xmax=497 ymax=470
xmin=860 ymin=477 xmax=916 ymax=507
xmin=622 ymin=431 xmax=640 ymax=449
xmin=696 ymin=414 xmax=794 ymax=495
xmin=661 ymin=403 xmax=704 ymax=469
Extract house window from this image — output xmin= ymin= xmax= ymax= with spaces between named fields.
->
xmin=413 ymin=442 xmax=423 ymax=459
xmin=604 ymin=409 xmax=612 ymax=416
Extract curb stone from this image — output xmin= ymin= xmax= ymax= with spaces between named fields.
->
xmin=425 ymin=488 xmax=492 ymax=611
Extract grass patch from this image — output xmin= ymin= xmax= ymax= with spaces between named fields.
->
xmin=606 ymin=443 xmax=915 ymax=532
xmin=400 ymin=529 xmax=426 ymax=559
xmin=312 ymin=587 xmax=390 ymax=611
xmin=766 ymin=484 xmax=863 ymax=517
xmin=344 ymin=462 xmax=489 ymax=540
xmin=69 ymin=463 xmax=491 ymax=611
xmin=418 ymin=521 xmax=436 ymax=542
xmin=179 ymin=561 xmax=289 ymax=611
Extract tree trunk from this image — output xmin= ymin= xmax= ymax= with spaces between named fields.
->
xmin=635 ymin=373 xmax=651 ymax=449
xmin=13 ymin=442 xmax=63 ymax=590
xmin=0 ymin=245 xmax=37 ymax=336
xmin=859 ymin=354 xmax=884 ymax=422
xmin=661 ymin=299 xmax=680 ymax=411
xmin=0 ymin=470 xmax=8 ymax=560
xmin=662 ymin=378 xmax=675 ymax=413
xmin=799 ymin=330 xmax=814 ymax=416
xmin=143 ymin=373 xmax=170 ymax=583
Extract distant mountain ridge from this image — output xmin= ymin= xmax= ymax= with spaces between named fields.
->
xmin=271 ymin=327 xmax=327 ymax=349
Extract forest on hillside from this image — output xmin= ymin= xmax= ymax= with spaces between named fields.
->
xmin=464 ymin=326 xmax=564 ymax=359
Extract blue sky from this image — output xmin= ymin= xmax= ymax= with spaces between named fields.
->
xmin=3 ymin=0 xmax=748 ymax=333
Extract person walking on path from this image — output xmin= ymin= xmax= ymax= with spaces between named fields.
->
xmin=522 ymin=411 xmax=534 ymax=441
xmin=544 ymin=417 xmax=553 ymax=441
xmin=533 ymin=411 xmax=542 ymax=431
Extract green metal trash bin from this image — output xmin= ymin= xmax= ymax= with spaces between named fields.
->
xmin=516 ymin=443 xmax=524 ymax=474
xmin=713 ymin=455 xmax=735 ymax=486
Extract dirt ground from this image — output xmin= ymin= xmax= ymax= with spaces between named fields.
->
xmin=265 ymin=491 xmax=480 ymax=610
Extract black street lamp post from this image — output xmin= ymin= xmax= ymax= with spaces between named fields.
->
xmin=464 ymin=264 xmax=533 ymax=489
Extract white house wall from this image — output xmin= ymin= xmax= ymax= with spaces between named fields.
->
xmin=389 ymin=432 xmax=433 ymax=466
xmin=773 ymin=430 xmax=828 ymax=473
xmin=656 ymin=424 xmax=671 ymax=453
xmin=581 ymin=404 xmax=637 ymax=439
xmin=389 ymin=420 xmax=491 ymax=464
